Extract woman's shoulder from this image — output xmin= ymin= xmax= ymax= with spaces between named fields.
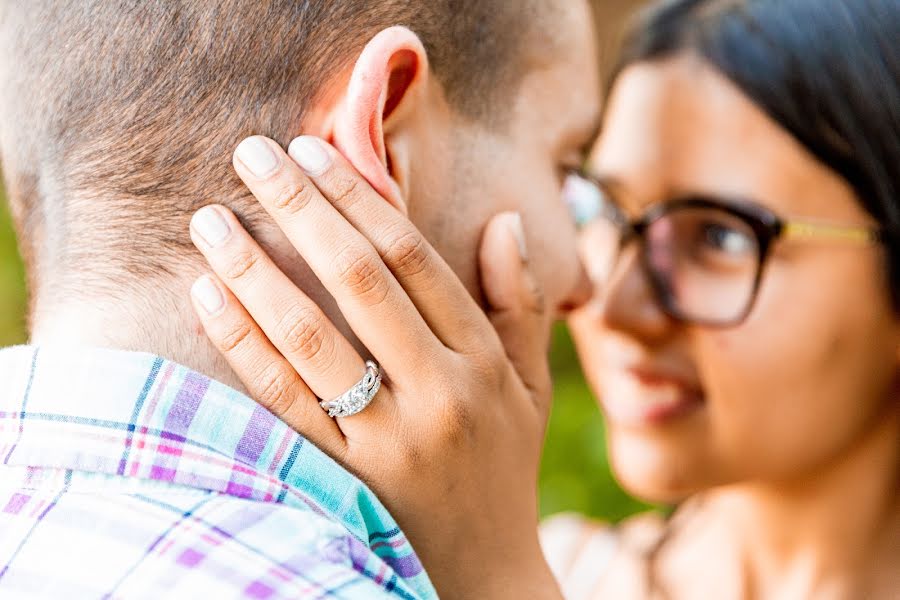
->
xmin=540 ymin=512 xmax=618 ymax=574
xmin=540 ymin=511 xmax=669 ymax=599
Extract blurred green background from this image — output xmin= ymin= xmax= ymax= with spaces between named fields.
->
xmin=0 ymin=188 xmax=645 ymax=523
xmin=0 ymin=193 xmax=27 ymax=344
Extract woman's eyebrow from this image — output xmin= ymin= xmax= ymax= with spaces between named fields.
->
xmin=666 ymin=190 xmax=759 ymax=206
xmin=581 ymin=175 xmax=757 ymax=216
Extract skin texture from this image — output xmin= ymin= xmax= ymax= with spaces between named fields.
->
xmin=27 ymin=3 xmax=599 ymax=599
xmin=190 ymin=137 xmax=566 ymax=599
xmin=31 ymin=1 xmax=601 ymax=397
xmin=186 ymin=36 xmax=899 ymax=600
xmin=562 ymin=55 xmax=900 ymax=599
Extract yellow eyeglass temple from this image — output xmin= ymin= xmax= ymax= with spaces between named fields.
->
xmin=783 ymin=221 xmax=883 ymax=244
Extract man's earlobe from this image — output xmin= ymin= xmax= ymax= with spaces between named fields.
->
xmin=332 ymin=26 xmax=429 ymax=214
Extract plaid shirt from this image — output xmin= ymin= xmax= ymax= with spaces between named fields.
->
xmin=0 ymin=345 xmax=436 ymax=599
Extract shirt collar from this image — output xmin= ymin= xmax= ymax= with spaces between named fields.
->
xmin=0 ymin=344 xmax=425 ymax=583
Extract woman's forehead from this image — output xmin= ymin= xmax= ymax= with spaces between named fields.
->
xmin=589 ymin=57 xmax=863 ymax=220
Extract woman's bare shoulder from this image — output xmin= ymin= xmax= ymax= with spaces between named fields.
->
xmin=540 ymin=511 xmax=668 ymax=599
xmin=540 ymin=513 xmax=616 ymax=568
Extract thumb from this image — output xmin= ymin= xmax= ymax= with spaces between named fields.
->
xmin=479 ymin=212 xmax=552 ymax=402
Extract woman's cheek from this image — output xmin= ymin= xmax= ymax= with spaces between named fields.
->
xmin=567 ymin=306 xmax=605 ymax=393
xmin=694 ymin=328 xmax=776 ymax=479
xmin=697 ymin=286 xmax=890 ymax=482
xmin=694 ymin=289 xmax=831 ymax=472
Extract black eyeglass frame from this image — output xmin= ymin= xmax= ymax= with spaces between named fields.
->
xmin=574 ymin=171 xmax=892 ymax=328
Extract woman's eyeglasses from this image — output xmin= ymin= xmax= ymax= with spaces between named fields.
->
xmin=563 ymin=171 xmax=891 ymax=327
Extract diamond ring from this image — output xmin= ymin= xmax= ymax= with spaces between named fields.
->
xmin=319 ymin=361 xmax=382 ymax=418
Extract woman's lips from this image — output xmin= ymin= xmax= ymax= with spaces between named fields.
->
xmin=599 ymin=366 xmax=705 ymax=427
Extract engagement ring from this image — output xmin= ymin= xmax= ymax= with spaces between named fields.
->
xmin=320 ymin=361 xmax=382 ymax=418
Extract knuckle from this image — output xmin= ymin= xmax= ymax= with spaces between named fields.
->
xmin=333 ymin=248 xmax=389 ymax=305
xmin=485 ymin=344 xmax=510 ymax=374
xmin=328 ymin=174 xmax=362 ymax=210
xmin=383 ymin=229 xmax=429 ymax=279
xmin=465 ymin=339 xmax=507 ymax=378
xmin=276 ymin=305 xmax=330 ymax=362
xmin=255 ymin=364 xmax=299 ymax=416
xmin=441 ymin=395 xmax=478 ymax=448
xmin=223 ymin=249 xmax=261 ymax=282
xmin=273 ymin=179 xmax=315 ymax=214
xmin=219 ymin=320 xmax=254 ymax=354
xmin=428 ymin=364 xmax=479 ymax=447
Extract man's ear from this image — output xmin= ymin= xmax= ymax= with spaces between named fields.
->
xmin=330 ymin=26 xmax=429 ymax=214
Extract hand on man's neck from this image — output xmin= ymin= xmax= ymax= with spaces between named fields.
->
xmin=27 ymin=231 xmax=356 ymax=397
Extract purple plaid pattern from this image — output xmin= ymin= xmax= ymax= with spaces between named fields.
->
xmin=0 ymin=345 xmax=436 ymax=599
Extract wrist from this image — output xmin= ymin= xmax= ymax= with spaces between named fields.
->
xmin=429 ymin=534 xmax=562 ymax=600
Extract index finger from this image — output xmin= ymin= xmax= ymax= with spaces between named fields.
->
xmin=286 ymin=136 xmax=497 ymax=356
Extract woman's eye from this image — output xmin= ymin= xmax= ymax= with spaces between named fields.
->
xmin=700 ymin=223 xmax=754 ymax=254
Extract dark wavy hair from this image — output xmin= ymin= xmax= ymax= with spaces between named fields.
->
xmin=615 ymin=0 xmax=900 ymax=306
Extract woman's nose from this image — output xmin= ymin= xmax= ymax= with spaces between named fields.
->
xmin=593 ymin=245 xmax=673 ymax=343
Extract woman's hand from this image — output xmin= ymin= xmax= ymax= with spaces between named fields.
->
xmin=188 ymin=135 xmax=562 ymax=599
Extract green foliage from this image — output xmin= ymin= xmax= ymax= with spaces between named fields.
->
xmin=0 ymin=194 xmax=26 ymax=347
xmin=542 ymin=324 xmax=651 ymax=521
xmin=0 ymin=190 xmax=645 ymax=523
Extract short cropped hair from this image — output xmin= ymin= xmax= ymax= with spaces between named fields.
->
xmin=0 ymin=0 xmax=546 ymax=288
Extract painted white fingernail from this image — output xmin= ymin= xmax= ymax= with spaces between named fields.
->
xmin=192 ymin=206 xmax=231 ymax=248
xmin=192 ymin=276 xmax=225 ymax=316
xmin=236 ymin=136 xmax=280 ymax=178
xmin=508 ymin=212 xmax=529 ymax=263
xmin=288 ymin=136 xmax=332 ymax=176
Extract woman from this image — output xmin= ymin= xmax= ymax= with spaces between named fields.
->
xmin=188 ymin=0 xmax=899 ymax=597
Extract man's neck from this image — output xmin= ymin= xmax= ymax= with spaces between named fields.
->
xmin=26 ymin=227 xmax=365 ymax=395
xmin=29 ymin=273 xmax=251 ymax=393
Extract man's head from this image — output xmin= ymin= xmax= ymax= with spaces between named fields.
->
xmin=0 ymin=0 xmax=600 ymax=351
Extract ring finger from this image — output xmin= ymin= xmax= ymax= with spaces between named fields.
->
xmin=189 ymin=204 xmax=374 ymax=412
xmin=190 ymin=273 xmax=344 ymax=451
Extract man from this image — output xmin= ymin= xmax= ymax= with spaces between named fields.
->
xmin=0 ymin=0 xmax=600 ymax=598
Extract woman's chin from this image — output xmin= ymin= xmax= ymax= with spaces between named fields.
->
xmin=606 ymin=427 xmax=713 ymax=504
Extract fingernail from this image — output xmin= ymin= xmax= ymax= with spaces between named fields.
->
xmin=288 ymin=136 xmax=332 ymax=176
xmin=508 ymin=212 xmax=529 ymax=263
xmin=192 ymin=206 xmax=231 ymax=248
xmin=192 ymin=276 xmax=225 ymax=316
xmin=236 ymin=136 xmax=280 ymax=178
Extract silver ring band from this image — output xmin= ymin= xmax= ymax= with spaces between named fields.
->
xmin=319 ymin=361 xmax=381 ymax=418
